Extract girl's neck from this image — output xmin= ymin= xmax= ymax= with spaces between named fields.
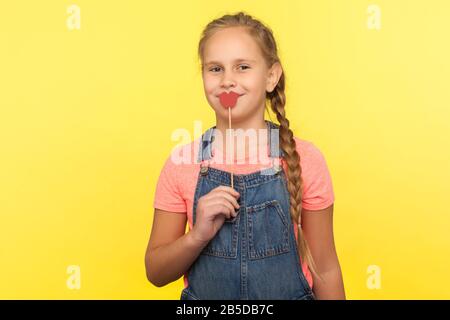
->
xmin=214 ymin=117 xmax=267 ymax=134
xmin=212 ymin=117 xmax=269 ymax=162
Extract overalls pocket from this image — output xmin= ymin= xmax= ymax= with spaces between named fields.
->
xmin=201 ymin=212 xmax=240 ymax=259
xmin=246 ymin=200 xmax=290 ymax=260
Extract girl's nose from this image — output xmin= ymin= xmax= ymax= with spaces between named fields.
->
xmin=220 ymin=71 xmax=237 ymax=88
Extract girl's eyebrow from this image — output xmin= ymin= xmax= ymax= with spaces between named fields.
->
xmin=204 ymin=58 xmax=256 ymax=66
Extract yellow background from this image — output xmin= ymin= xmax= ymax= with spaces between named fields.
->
xmin=1 ymin=0 xmax=449 ymax=299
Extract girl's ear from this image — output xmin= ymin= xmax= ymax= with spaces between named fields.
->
xmin=266 ymin=62 xmax=283 ymax=93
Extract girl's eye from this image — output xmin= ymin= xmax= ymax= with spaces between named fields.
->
xmin=209 ymin=67 xmax=221 ymax=72
xmin=208 ymin=65 xmax=250 ymax=72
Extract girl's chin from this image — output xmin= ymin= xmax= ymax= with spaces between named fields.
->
xmin=219 ymin=112 xmax=253 ymax=125
xmin=217 ymin=107 xmax=243 ymax=118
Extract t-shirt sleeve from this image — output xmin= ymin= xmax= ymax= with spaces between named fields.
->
xmin=153 ymin=154 xmax=187 ymax=213
xmin=301 ymin=142 xmax=335 ymax=211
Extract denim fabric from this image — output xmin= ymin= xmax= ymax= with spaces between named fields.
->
xmin=181 ymin=121 xmax=315 ymax=300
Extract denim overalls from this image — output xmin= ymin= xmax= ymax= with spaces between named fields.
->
xmin=180 ymin=120 xmax=315 ymax=300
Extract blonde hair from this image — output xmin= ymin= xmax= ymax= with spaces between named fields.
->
xmin=198 ymin=11 xmax=322 ymax=281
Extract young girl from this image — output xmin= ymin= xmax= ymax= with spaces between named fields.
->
xmin=145 ymin=12 xmax=345 ymax=300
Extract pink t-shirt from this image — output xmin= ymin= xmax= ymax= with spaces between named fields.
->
xmin=153 ymin=135 xmax=335 ymax=290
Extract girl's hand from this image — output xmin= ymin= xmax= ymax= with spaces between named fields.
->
xmin=191 ymin=186 xmax=240 ymax=244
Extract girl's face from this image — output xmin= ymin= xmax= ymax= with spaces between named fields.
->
xmin=201 ymin=27 xmax=281 ymax=123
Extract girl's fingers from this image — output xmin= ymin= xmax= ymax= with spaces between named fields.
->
xmin=209 ymin=199 xmax=235 ymax=215
xmin=214 ymin=186 xmax=240 ymax=198
xmin=214 ymin=191 xmax=240 ymax=209
xmin=216 ymin=204 xmax=232 ymax=219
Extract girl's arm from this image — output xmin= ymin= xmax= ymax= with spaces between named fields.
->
xmin=146 ymin=186 xmax=239 ymax=287
xmin=302 ymin=204 xmax=346 ymax=299
xmin=144 ymin=209 xmax=209 ymax=287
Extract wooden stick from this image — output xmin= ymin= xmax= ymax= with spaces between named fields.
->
xmin=228 ymin=107 xmax=234 ymax=189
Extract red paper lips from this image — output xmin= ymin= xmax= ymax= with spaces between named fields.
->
xmin=219 ymin=91 xmax=240 ymax=108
